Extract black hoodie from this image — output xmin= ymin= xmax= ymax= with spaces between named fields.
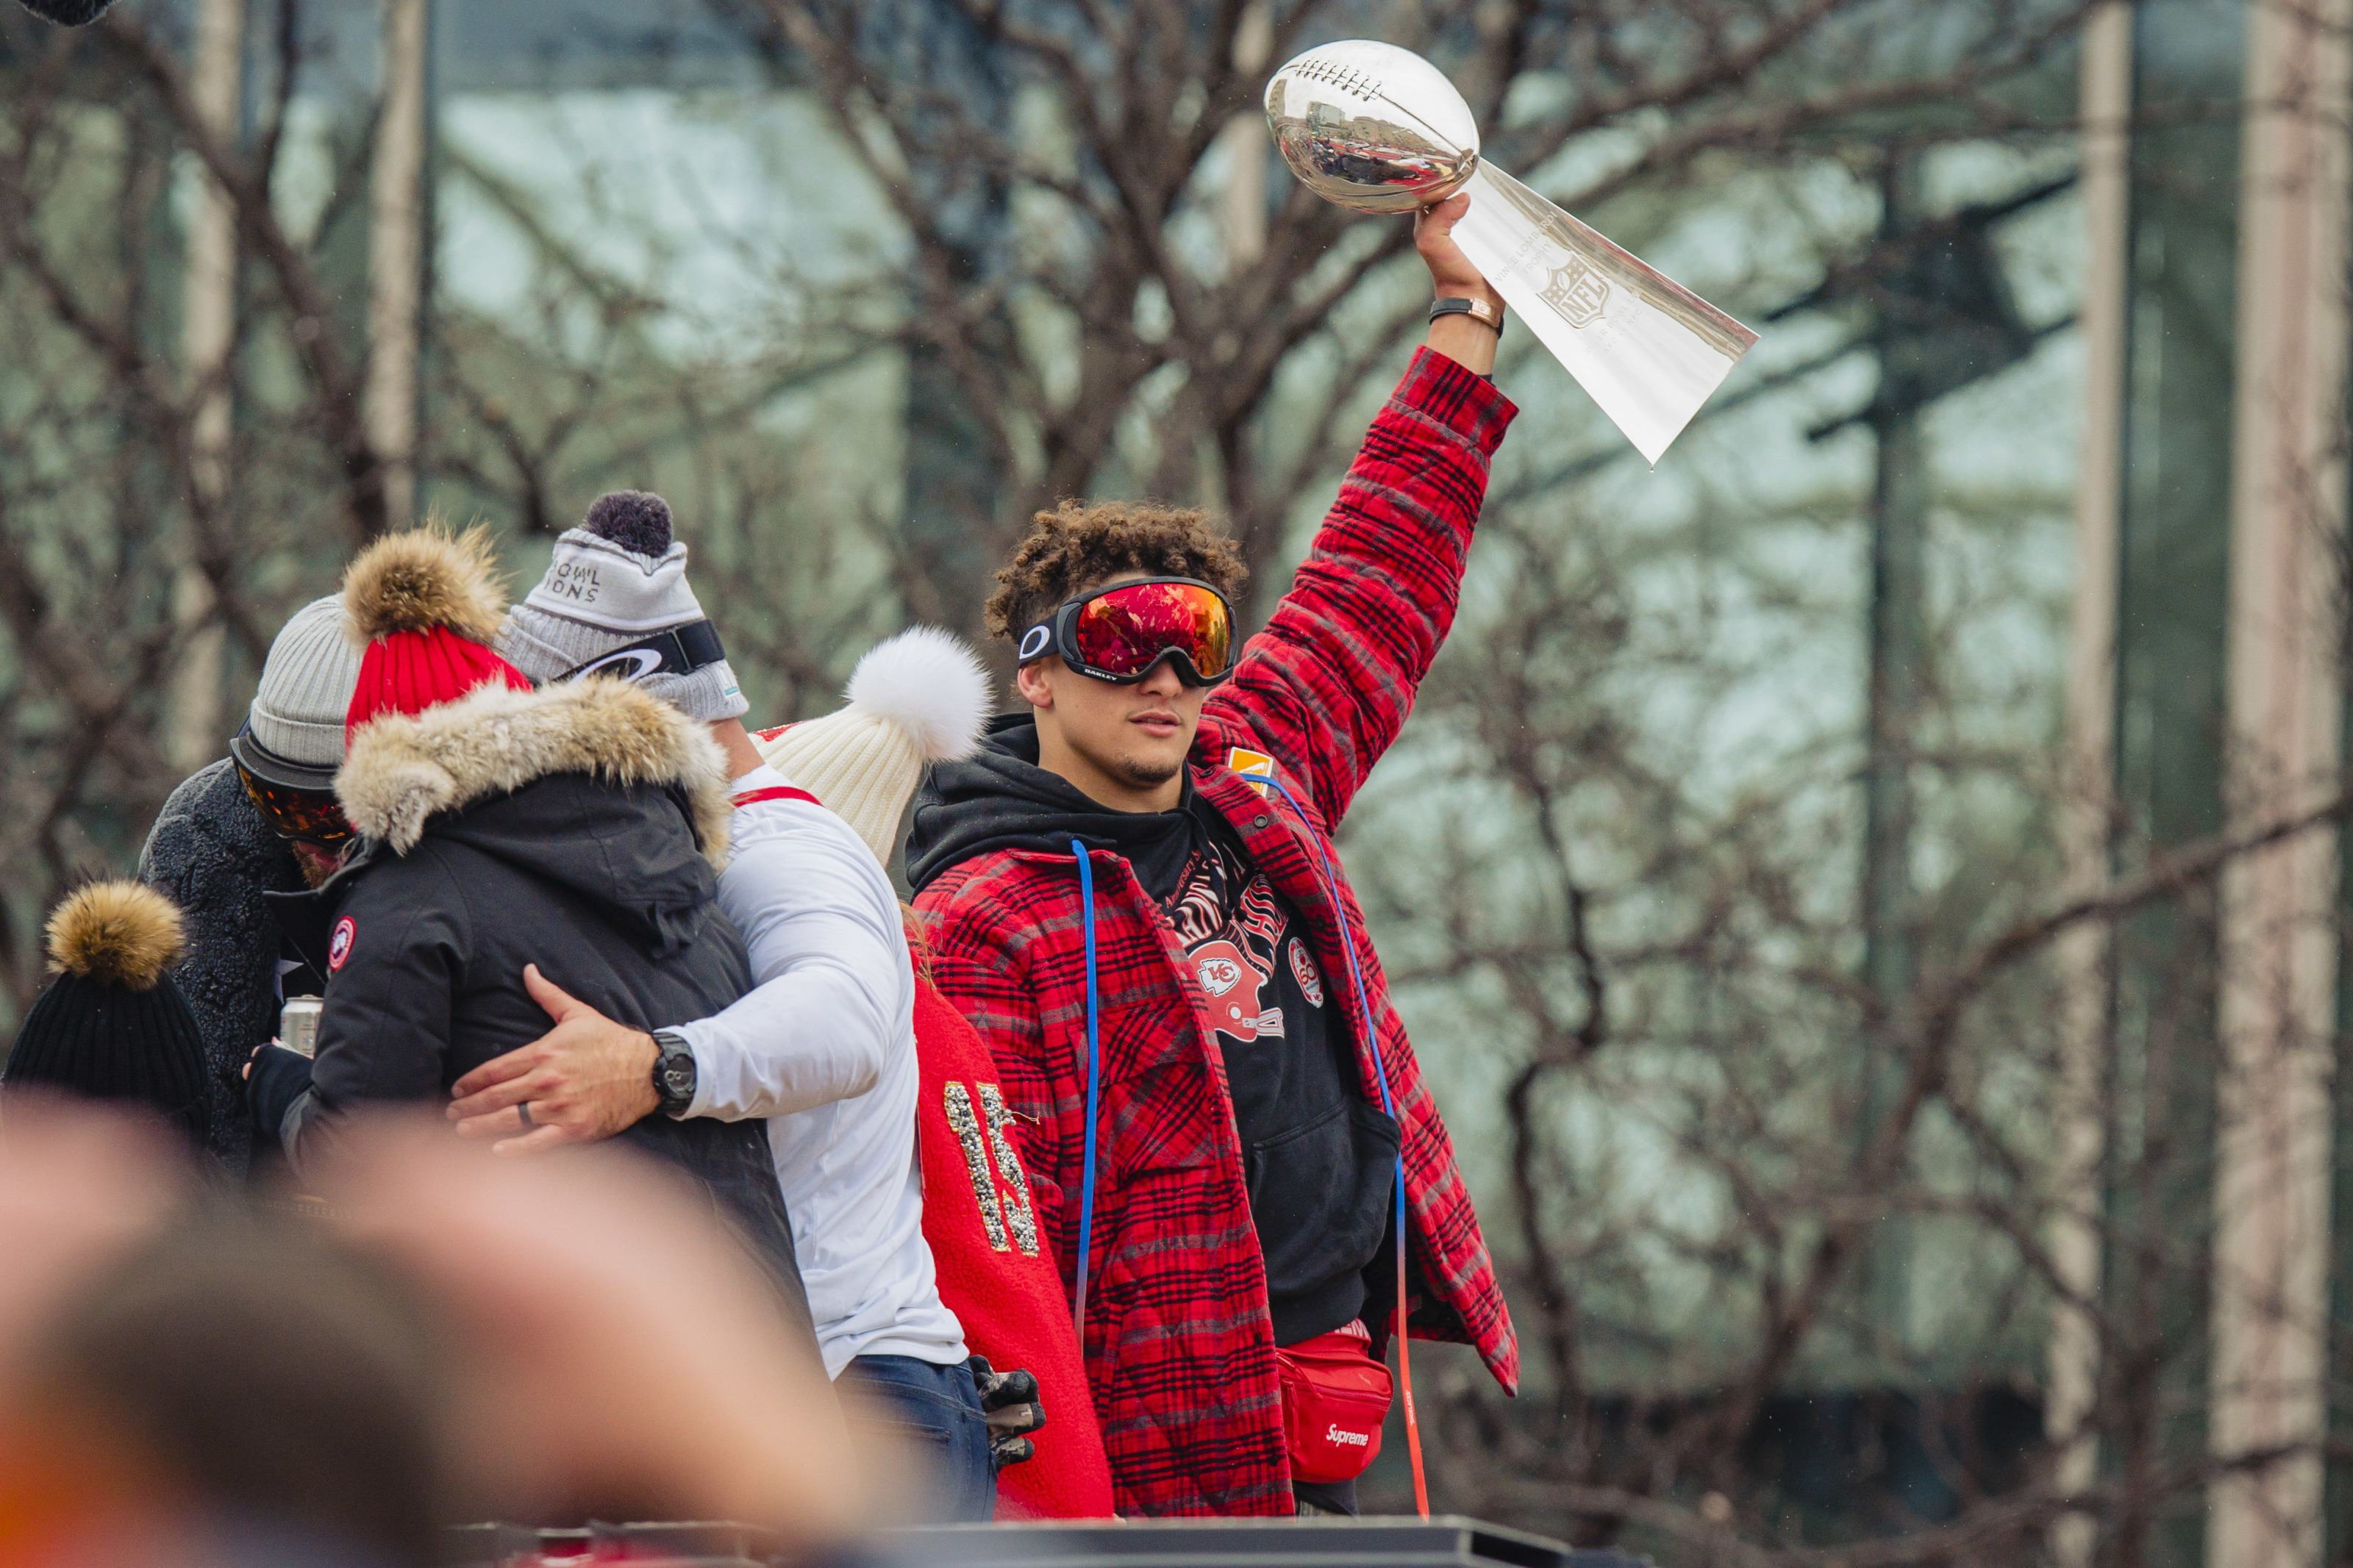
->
xmin=909 ymin=715 xmax=1396 ymax=1347
xmin=908 ymin=715 xmax=1196 ymax=895
xmin=254 ymin=681 xmax=812 ymax=1342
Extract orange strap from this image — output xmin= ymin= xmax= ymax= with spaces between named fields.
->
xmin=1397 ymin=1239 xmax=1428 ymax=1517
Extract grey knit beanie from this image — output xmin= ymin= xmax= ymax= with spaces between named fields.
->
xmin=494 ymin=492 xmax=747 ymax=722
xmin=238 ymin=595 xmax=364 ymax=787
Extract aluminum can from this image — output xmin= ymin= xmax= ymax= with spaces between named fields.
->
xmin=279 ymin=996 xmax=323 ymax=1059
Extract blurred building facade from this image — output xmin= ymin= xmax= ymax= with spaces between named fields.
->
xmin=2060 ymin=1 xmax=2348 ymax=1564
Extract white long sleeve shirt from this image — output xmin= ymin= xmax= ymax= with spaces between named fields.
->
xmin=672 ymin=762 xmax=966 ymax=1378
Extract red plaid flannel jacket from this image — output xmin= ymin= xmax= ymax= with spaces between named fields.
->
xmin=915 ymin=348 xmax=1521 ymax=1517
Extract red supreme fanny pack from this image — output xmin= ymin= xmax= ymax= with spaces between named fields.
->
xmin=1276 ymin=1322 xmax=1394 ymax=1484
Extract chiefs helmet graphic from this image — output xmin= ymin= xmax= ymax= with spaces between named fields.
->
xmin=1192 ymin=939 xmax=1283 ymax=1044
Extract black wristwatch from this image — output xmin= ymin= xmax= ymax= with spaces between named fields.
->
xmin=651 ymin=1028 xmax=698 ymax=1119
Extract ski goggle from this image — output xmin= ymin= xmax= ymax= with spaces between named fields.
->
xmin=1016 ymin=578 xmax=1235 ymax=687
xmin=234 ymin=760 xmax=351 ymax=845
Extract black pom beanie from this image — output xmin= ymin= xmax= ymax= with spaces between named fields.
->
xmin=580 ymin=490 xmax=674 ymax=556
xmin=4 ymin=881 xmax=210 ymax=1148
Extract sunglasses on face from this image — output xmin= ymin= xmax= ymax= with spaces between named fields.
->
xmin=235 ymin=760 xmax=352 ymax=846
xmin=1016 ymin=578 xmax=1235 ymax=687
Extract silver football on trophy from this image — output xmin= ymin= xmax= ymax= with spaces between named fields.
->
xmin=1265 ymin=40 xmax=1480 ymax=215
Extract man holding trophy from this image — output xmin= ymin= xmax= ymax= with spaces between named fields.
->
xmin=902 ymin=187 xmax=1522 ymax=1517
xmin=909 ymin=33 xmax=1760 ymax=1517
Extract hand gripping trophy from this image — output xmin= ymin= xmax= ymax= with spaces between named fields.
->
xmin=1267 ymin=40 xmax=1757 ymax=465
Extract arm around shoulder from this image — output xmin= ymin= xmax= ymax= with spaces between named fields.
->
xmin=677 ymin=799 xmax=907 ymax=1120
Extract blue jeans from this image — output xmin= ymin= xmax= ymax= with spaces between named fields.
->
xmin=843 ymin=1354 xmax=995 ymax=1523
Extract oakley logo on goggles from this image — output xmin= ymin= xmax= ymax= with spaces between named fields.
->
xmin=1017 ymin=578 xmax=1235 ymax=687
xmin=557 ymin=620 xmax=729 ymax=685
xmin=234 ymin=759 xmax=351 ymax=845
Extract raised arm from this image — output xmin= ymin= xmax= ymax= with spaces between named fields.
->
xmin=1202 ymin=194 xmax=1517 ymax=828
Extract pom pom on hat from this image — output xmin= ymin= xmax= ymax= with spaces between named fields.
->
xmin=755 ymin=627 xmax=992 ymax=864
xmin=843 ymin=626 xmax=993 ymax=764
xmin=46 ymin=881 xmax=185 ymax=992
xmin=343 ymin=523 xmax=532 ymax=740
xmin=343 ymin=523 xmax=508 ymax=645
xmin=581 ymin=490 xmax=674 ymax=557
xmin=8 ymin=881 xmax=209 ymax=1150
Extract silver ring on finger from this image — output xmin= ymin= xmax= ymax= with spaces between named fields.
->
xmin=517 ymin=1101 xmax=534 ymax=1129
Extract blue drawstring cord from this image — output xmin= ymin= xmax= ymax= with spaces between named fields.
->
xmin=1066 ymin=791 xmax=1403 ymax=1319
xmin=1071 ymin=840 xmax=1104 ymax=1341
xmin=1066 ymin=788 xmax=1413 ymax=1472
xmin=1263 ymin=775 xmax=1429 ymax=1517
xmin=1260 ymin=778 xmax=1404 ymax=1255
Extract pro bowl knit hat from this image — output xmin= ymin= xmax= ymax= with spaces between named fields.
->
xmin=342 ymin=523 xmax=532 ymax=741
xmin=4 ymin=881 xmax=208 ymax=1148
xmin=494 ymin=491 xmax=747 ymax=722
xmin=752 ymin=627 xmax=991 ymax=864
xmin=232 ymin=595 xmax=365 ymax=790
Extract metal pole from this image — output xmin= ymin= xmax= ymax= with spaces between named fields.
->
xmin=2048 ymin=9 xmax=2135 ymax=1564
xmin=1860 ymin=151 xmax=1926 ymax=1358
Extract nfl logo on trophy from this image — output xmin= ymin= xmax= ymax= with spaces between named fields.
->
xmin=1539 ymin=255 xmax=1610 ymax=329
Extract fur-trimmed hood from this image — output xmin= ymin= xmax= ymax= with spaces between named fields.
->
xmin=338 ymin=678 xmax=733 ymax=868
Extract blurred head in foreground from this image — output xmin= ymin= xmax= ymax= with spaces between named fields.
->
xmin=10 ymin=1206 xmax=444 ymax=1566
xmin=0 ymin=1102 xmax=862 ymax=1567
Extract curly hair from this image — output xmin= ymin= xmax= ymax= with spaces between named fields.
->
xmin=984 ymin=500 xmax=1249 ymax=641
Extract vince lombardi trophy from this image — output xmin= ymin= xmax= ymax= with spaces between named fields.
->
xmin=1265 ymin=40 xmax=1757 ymax=465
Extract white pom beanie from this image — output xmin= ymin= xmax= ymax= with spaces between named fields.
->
xmin=754 ymin=627 xmax=992 ymax=864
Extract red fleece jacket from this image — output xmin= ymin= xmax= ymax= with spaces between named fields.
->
xmin=913 ymin=971 xmax=1115 ymax=1518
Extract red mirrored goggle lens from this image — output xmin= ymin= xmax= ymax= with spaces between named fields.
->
xmin=1070 ymin=581 xmax=1232 ymax=682
xmin=236 ymin=764 xmax=351 ymax=844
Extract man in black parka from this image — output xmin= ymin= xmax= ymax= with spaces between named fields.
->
xmin=246 ymin=526 xmax=814 ymax=1350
